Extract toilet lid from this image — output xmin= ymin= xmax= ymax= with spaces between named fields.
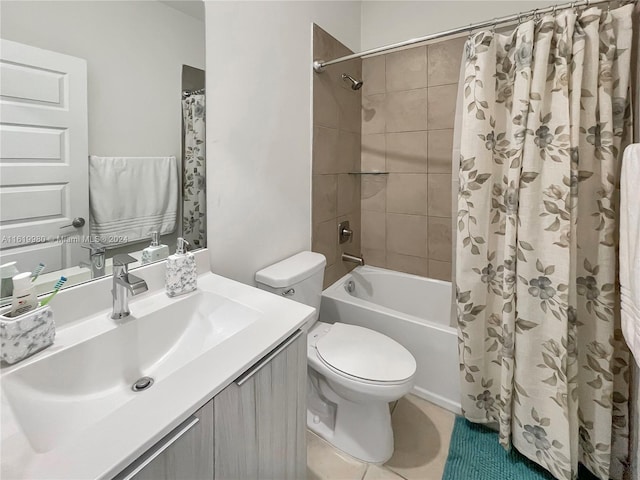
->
xmin=315 ymin=323 xmax=416 ymax=383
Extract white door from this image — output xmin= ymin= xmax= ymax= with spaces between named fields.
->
xmin=0 ymin=39 xmax=88 ymax=273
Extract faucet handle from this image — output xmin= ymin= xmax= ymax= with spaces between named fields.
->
xmin=113 ymin=254 xmax=138 ymax=267
xmin=82 ymin=242 xmax=106 ymax=255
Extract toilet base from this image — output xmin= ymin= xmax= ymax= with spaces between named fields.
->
xmin=307 ymin=373 xmax=394 ymax=464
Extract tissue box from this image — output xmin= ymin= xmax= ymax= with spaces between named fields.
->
xmin=0 ymin=305 xmax=55 ymax=364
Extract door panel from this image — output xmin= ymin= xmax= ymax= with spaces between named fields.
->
xmin=0 ymin=39 xmax=88 ymax=272
xmin=1 ymin=125 xmax=65 ymax=162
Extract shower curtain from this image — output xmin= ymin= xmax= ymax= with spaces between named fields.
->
xmin=455 ymin=5 xmax=634 ymax=480
xmin=182 ymin=94 xmax=206 ymax=248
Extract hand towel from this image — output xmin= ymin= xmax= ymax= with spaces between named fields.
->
xmin=89 ymin=156 xmax=178 ymax=247
xmin=620 ymin=144 xmax=640 ymax=368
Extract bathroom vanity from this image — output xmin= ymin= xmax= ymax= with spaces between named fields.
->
xmin=0 ymin=250 xmax=312 ymax=479
xmin=115 ymin=330 xmax=306 ymax=480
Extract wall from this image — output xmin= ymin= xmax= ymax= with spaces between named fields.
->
xmin=312 ymin=25 xmax=362 ymax=288
xmin=360 ymin=0 xmax=565 ymax=50
xmin=0 ymin=1 xmax=205 ymax=159
xmin=360 ymin=38 xmax=464 ymax=281
xmin=205 ymin=1 xmax=361 ymax=285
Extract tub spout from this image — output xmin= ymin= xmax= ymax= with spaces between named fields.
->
xmin=342 ymin=253 xmax=365 ymax=266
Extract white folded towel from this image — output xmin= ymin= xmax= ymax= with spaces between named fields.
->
xmin=620 ymin=144 xmax=640 ymax=368
xmin=89 ymin=156 xmax=178 ymax=247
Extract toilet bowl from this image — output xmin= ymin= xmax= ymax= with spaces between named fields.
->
xmin=306 ymin=321 xmax=416 ymax=463
xmin=255 ymin=251 xmax=417 ymax=464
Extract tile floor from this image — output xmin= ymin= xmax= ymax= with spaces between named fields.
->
xmin=307 ymin=394 xmax=456 ymax=480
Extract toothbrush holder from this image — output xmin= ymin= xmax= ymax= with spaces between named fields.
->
xmin=0 ymin=304 xmax=55 ymax=364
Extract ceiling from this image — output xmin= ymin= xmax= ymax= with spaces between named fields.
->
xmin=160 ymin=0 xmax=204 ymax=21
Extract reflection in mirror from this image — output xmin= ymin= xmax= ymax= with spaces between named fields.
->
xmin=0 ymin=1 xmax=206 ymax=304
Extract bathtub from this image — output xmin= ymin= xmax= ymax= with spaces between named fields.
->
xmin=320 ymin=265 xmax=461 ymax=414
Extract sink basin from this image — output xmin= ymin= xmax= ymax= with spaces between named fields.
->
xmin=2 ymin=289 xmax=260 ymax=453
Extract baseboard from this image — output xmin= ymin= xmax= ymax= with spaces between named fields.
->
xmin=411 ymin=385 xmax=462 ymax=415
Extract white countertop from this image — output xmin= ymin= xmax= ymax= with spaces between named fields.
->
xmin=0 ymin=254 xmax=313 ymax=480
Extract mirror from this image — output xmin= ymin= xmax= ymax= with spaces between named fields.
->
xmin=0 ymin=0 xmax=206 ymax=304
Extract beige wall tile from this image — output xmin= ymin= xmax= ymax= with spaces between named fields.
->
xmin=387 ymin=253 xmax=428 ymax=277
xmin=330 ymin=259 xmax=349 ymax=284
xmin=362 ymin=94 xmax=386 ymax=135
xmin=362 ymin=210 xmax=386 ymax=251
xmin=337 ymin=130 xmax=360 ymax=173
xmin=313 ymin=219 xmax=338 ymax=266
xmin=387 ymin=174 xmax=427 ymax=215
xmin=387 ymin=131 xmax=428 ymax=173
xmin=386 ymin=395 xmax=455 ymax=479
xmin=313 ymin=174 xmax=337 ymax=223
xmin=427 ymin=84 xmax=457 ymax=130
xmin=313 ymin=75 xmax=338 ymax=128
xmin=337 ymin=85 xmax=362 ymax=134
xmin=427 ymin=174 xmax=452 ymax=217
xmin=427 ymin=129 xmax=453 ymax=174
xmin=313 ymin=24 xmax=351 ymax=61
xmin=427 ymin=37 xmax=466 ymax=87
xmin=386 ymin=88 xmax=428 ymax=133
xmin=428 ymin=260 xmax=452 ymax=281
xmin=386 ymin=213 xmax=427 ymax=258
xmin=337 ymin=174 xmax=358 ymax=217
xmin=361 ymin=175 xmax=387 ymax=212
xmin=362 ymin=248 xmax=386 ymax=268
xmin=362 ymin=134 xmax=386 ymax=172
xmin=385 ymin=46 xmax=427 ymax=92
xmin=427 ymin=216 xmax=452 ymax=262
xmin=313 ymin=126 xmax=339 ymax=174
xmin=362 ymin=55 xmax=385 ymax=96
xmin=323 ymin=264 xmax=341 ymax=289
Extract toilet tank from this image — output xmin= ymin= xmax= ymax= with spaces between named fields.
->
xmin=255 ymin=251 xmax=326 ymax=323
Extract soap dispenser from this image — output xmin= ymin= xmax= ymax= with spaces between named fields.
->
xmin=165 ymin=238 xmax=197 ymax=297
xmin=141 ymin=231 xmax=170 ymax=265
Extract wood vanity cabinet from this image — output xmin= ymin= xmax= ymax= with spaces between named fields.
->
xmin=114 ymin=401 xmax=214 ymax=480
xmin=214 ymin=329 xmax=307 ymax=479
xmin=114 ymin=330 xmax=307 ymax=480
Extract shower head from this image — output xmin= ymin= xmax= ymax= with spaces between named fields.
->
xmin=342 ymin=73 xmax=363 ymax=91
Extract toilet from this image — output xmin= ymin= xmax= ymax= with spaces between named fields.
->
xmin=256 ymin=251 xmax=416 ymax=464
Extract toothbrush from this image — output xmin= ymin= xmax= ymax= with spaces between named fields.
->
xmin=40 ymin=276 xmax=67 ymax=306
xmin=31 ymin=263 xmax=46 ymax=282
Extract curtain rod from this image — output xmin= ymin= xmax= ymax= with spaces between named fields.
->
xmin=312 ymin=0 xmax=635 ymax=72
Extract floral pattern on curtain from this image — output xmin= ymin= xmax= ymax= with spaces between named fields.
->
xmin=182 ymin=94 xmax=206 ymax=248
xmin=456 ymin=5 xmax=634 ymax=480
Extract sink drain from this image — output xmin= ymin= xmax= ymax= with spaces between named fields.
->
xmin=132 ymin=376 xmax=154 ymax=392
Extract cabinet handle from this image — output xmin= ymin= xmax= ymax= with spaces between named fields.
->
xmin=118 ymin=416 xmax=200 ymax=480
xmin=235 ymin=329 xmax=302 ymax=386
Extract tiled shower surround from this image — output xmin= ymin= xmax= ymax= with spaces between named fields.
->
xmin=312 ymin=25 xmax=362 ymax=288
xmin=360 ymin=38 xmax=465 ymax=281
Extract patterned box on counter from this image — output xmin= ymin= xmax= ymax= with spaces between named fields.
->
xmin=0 ymin=305 xmax=55 ymax=364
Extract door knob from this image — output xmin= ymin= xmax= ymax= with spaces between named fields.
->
xmin=60 ymin=217 xmax=86 ymax=229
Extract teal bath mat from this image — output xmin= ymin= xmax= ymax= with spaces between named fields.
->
xmin=443 ymin=416 xmax=555 ymax=480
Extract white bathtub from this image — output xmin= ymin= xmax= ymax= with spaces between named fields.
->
xmin=320 ymin=265 xmax=461 ymax=414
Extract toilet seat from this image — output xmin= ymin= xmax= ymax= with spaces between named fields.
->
xmin=315 ymin=323 xmax=416 ymax=384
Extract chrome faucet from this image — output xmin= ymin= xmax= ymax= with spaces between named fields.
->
xmin=342 ymin=253 xmax=365 ymax=266
xmin=80 ymin=242 xmax=106 ymax=278
xmin=111 ymin=254 xmax=148 ymax=319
